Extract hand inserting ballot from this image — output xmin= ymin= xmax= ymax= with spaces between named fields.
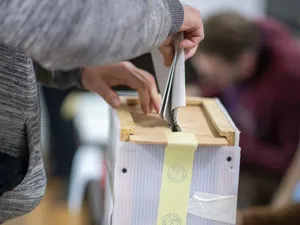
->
xmin=159 ymin=5 xmax=204 ymax=67
xmin=81 ymin=61 xmax=161 ymax=114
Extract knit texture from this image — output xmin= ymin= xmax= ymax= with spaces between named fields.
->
xmin=167 ymin=0 xmax=184 ymax=36
xmin=0 ymin=0 xmax=183 ymax=222
xmin=0 ymin=44 xmax=46 ymax=223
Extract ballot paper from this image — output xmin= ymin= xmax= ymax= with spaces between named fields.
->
xmin=151 ymin=33 xmax=186 ymax=131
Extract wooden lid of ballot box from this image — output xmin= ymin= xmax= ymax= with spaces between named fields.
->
xmin=116 ymin=96 xmax=236 ymax=146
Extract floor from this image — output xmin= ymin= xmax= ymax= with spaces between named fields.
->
xmin=4 ymin=180 xmax=90 ymax=225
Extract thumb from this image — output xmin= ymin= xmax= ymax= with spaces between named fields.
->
xmin=92 ymin=78 xmax=121 ymax=108
xmin=159 ymin=37 xmax=174 ymax=67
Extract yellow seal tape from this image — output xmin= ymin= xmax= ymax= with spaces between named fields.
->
xmin=156 ymin=132 xmax=198 ymax=225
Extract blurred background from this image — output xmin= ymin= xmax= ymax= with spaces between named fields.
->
xmin=5 ymin=0 xmax=300 ymax=224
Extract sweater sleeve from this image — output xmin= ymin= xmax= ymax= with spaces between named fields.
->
xmin=33 ymin=61 xmax=83 ymax=89
xmin=0 ymin=0 xmax=184 ymax=70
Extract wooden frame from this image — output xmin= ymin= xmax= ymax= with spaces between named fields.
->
xmin=116 ymin=96 xmax=236 ymax=146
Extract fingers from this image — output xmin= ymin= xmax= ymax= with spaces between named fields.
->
xmin=159 ymin=37 xmax=174 ymax=67
xmin=83 ymin=62 xmax=161 ymax=115
xmin=184 ymin=46 xmax=198 ymax=60
xmin=83 ymin=69 xmax=121 ymax=108
xmin=120 ymin=63 xmax=161 ymax=113
xmin=179 ymin=37 xmax=202 ymax=60
xmin=137 ymin=82 xmax=151 ymax=114
xmin=97 ymin=81 xmax=121 ymax=108
xmin=120 ymin=62 xmax=160 ymax=114
xmin=180 ymin=39 xmax=197 ymax=49
xmin=180 ymin=26 xmax=204 ymax=58
xmin=119 ymin=62 xmax=150 ymax=113
xmin=180 ymin=32 xmax=204 ymax=49
xmin=177 ymin=5 xmax=204 ymax=59
xmin=134 ymin=67 xmax=161 ymax=113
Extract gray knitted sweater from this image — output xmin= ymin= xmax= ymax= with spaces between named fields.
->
xmin=0 ymin=0 xmax=183 ymax=222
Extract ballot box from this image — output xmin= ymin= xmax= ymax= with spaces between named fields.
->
xmin=104 ymin=96 xmax=241 ymax=225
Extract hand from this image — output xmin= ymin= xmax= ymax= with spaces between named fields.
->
xmin=81 ymin=62 xmax=161 ymax=114
xmin=160 ymin=5 xmax=204 ymax=67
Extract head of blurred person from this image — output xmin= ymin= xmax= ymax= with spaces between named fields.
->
xmin=192 ymin=12 xmax=261 ymax=89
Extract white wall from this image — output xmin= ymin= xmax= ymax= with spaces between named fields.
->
xmin=181 ymin=0 xmax=266 ymax=19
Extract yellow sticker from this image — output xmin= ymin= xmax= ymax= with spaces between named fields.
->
xmin=156 ymin=132 xmax=198 ymax=225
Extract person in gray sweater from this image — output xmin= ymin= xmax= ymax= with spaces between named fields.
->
xmin=0 ymin=0 xmax=203 ymax=223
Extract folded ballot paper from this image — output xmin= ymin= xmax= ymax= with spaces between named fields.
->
xmin=151 ymin=33 xmax=186 ymax=131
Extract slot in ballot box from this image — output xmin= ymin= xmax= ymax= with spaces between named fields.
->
xmin=104 ymin=96 xmax=241 ymax=225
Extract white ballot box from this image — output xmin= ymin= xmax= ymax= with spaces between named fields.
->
xmin=104 ymin=96 xmax=241 ymax=225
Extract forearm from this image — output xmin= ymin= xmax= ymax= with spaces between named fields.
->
xmin=242 ymin=204 xmax=300 ymax=225
xmin=0 ymin=0 xmax=183 ymax=70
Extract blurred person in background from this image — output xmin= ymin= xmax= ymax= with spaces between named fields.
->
xmin=188 ymin=11 xmax=300 ymax=208
xmin=0 ymin=0 xmax=204 ymax=223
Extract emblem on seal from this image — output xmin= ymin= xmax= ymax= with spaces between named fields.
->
xmin=162 ymin=214 xmax=181 ymax=225
xmin=167 ymin=165 xmax=187 ymax=183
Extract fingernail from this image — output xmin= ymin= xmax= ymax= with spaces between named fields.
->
xmin=157 ymin=94 xmax=162 ymax=103
xmin=143 ymin=105 xmax=149 ymax=114
xmin=111 ymin=98 xmax=120 ymax=108
xmin=154 ymin=97 xmax=161 ymax=113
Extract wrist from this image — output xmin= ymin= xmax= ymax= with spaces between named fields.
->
xmin=166 ymin=0 xmax=184 ymax=36
xmin=75 ymin=68 xmax=86 ymax=90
